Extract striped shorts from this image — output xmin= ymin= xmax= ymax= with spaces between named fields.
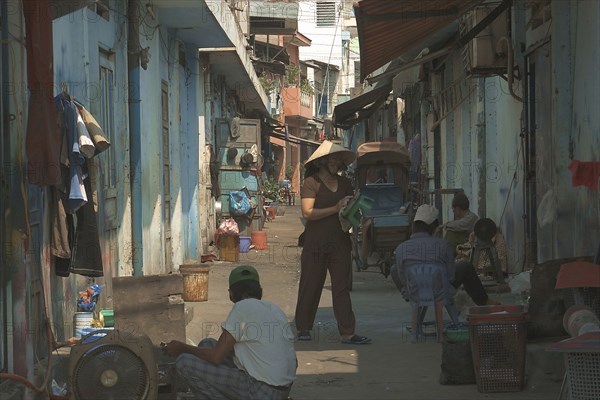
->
xmin=176 ymin=339 xmax=292 ymax=400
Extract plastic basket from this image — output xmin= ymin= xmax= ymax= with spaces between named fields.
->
xmin=218 ymin=235 xmax=239 ymax=262
xmin=467 ymin=305 xmax=529 ymax=393
xmin=566 ymin=352 xmax=600 ymax=400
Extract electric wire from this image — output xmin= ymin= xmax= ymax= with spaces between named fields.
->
xmin=316 ymin=5 xmax=342 ymax=116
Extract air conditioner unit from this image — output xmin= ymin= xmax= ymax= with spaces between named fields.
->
xmin=460 ymin=4 xmax=509 ymax=77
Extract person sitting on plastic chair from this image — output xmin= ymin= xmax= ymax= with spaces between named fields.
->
xmin=404 ymin=263 xmax=453 ymax=343
xmin=391 ymin=205 xmax=496 ymax=340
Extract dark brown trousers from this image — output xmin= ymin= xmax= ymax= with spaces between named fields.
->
xmin=295 ymin=240 xmax=355 ymax=336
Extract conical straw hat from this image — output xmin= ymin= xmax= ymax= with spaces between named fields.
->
xmin=304 ymin=140 xmax=355 ymax=168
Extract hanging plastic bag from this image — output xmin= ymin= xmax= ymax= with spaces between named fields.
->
xmin=77 ymin=283 xmax=102 ymax=312
xmin=217 ymin=218 xmax=239 ymax=235
xmin=229 ymin=191 xmax=252 ymax=216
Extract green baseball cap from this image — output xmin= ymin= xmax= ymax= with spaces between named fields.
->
xmin=229 ymin=265 xmax=260 ymax=287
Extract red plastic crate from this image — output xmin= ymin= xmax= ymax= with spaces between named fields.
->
xmin=467 ymin=305 xmax=529 ymax=393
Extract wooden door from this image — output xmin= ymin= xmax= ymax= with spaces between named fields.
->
xmin=95 ymin=49 xmax=117 ymax=300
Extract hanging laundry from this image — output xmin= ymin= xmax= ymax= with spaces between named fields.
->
xmin=568 ymin=160 xmax=600 ymax=191
xmin=50 ymin=184 xmax=72 ymax=260
xmin=69 ymin=172 xmax=104 ymax=277
xmin=77 ymin=112 xmax=95 ymax=158
xmin=51 ymin=95 xmax=105 ymax=278
xmin=55 ymin=93 xmax=88 ymax=213
xmin=75 ymin=103 xmax=110 ymax=155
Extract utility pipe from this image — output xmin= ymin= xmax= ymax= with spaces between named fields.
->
xmin=496 ymin=36 xmax=523 ymax=102
xmin=128 ymin=0 xmax=143 ymax=275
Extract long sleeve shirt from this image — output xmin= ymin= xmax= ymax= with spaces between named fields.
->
xmin=393 ymin=232 xmax=456 ymax=292
xmin=444 ymin=210 xmax=478 ymax=233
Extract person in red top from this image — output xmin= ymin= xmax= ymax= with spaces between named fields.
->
xmin=295 ymin=140 xmax=371 ymax=345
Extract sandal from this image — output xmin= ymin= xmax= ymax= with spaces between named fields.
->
xmin=297 ymin=331 xmax=311 ymax=341
xmin=341 ymin=335 xmax=372 ymax=345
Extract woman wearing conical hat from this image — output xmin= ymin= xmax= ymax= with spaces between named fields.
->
xmin=295 ymin=141 xmax=371 ymax=345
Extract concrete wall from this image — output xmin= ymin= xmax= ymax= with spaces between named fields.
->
xmin=52 ymin=2 xmax=132 ymax=328
xmin=413 ymin=1 xmax=600 ymax=270
xmin=298 ymin=1 xmax=343 ymax=69
xmin=536 ymin=0 xmax=600 ymax=262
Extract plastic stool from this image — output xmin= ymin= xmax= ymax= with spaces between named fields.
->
xmin=265 ymin=207 xmax=275 ymax=221
xmin=406 ymin=263 xmax=457 ymax=343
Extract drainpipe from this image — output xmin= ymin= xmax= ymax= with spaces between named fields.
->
xmin=285 ymin=124 xmax=291 ymax=179
xmin=1 ymin=0 xmax=9 ymax=365
xmin=477 ymin=78 xmax=487 ymax=218
xmin=128 ymin=0 xmax=143 ymax=275
xmin=420 ymin=100 xmax=431 ymax=203
xmin=496 ymin=36 xmax=523 ymax=103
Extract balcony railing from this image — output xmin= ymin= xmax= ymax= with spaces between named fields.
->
xmin=282 ymin=87 xmax=313 ymax=119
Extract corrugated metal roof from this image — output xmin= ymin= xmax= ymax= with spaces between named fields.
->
xmin=354 ymin=0 xmax=483 ymax=81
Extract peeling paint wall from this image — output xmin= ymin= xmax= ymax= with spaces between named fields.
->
xmin=419 ymin=1 xmax=599 ymax=270
xmin=2 ymin=0 xmax=36 ymax=376
xmin=1 ymin=0 xmax=234 ymax=382
xmin=51 ymin=3 xmax=132 ymax=330
xmin=481 ymin=74 xmax=526 ymax=271
xmin=429 ymin=52 xmax=526 ymax=272
xmin=535 ymin=1 xmax=600 ymax=263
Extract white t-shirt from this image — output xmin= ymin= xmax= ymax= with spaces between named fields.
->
xmin=222 ymin=298 xmax=297 ymax=387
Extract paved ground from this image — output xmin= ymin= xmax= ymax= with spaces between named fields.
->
xmin=185 ymin=205 xmax=564 ymax=400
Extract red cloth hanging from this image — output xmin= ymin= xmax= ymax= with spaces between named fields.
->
xmin=568 ymin=160 xmax=600 ymax=191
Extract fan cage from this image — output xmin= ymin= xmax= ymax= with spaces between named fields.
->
xmin=72 ymin=344 xmax=150 ymax=400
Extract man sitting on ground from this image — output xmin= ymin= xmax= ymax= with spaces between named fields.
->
xmin=163 ymin=265 xmax=297 ymax=399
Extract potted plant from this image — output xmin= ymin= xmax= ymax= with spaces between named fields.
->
xmin=285 ymin=165 xmax=295 ymax=181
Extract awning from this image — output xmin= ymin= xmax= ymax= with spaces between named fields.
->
xmin=354 ymin=0 xmax=484 ymax=81
xmin=252 ymin=59 xmax=287 ymax=76
xmin=332 ymin=83 xmax=392 ymax=129
xmin=268 ymin=131 xmax=321 ymax=147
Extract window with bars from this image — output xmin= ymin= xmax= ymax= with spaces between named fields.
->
xmin=354 ymin=61 xmax=361 ymax=87
xmin=316 ymin=2 xmax=336 ymax=27
xmin=99 ymin=51 xmax=116 ymax=188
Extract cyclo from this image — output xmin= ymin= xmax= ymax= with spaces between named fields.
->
xmin=348 ymin=141 xmax=414 ymax=277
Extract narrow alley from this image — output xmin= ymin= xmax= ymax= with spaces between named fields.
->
xmin=184 ymin=205 xmax=563 ymax=400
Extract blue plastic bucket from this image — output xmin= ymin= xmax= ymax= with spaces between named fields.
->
xmin=239 ymin=236 xmax=251 ymax=253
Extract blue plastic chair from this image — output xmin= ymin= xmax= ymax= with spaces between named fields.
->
xmin=405 ymin=263 xmax=459 ymax=343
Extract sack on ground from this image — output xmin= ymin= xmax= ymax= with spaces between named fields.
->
xmin=439 ymin=341 xmax=476 ymax=385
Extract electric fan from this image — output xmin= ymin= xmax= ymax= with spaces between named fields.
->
xmin=68 ymin=329 xmax=158 ymax=400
